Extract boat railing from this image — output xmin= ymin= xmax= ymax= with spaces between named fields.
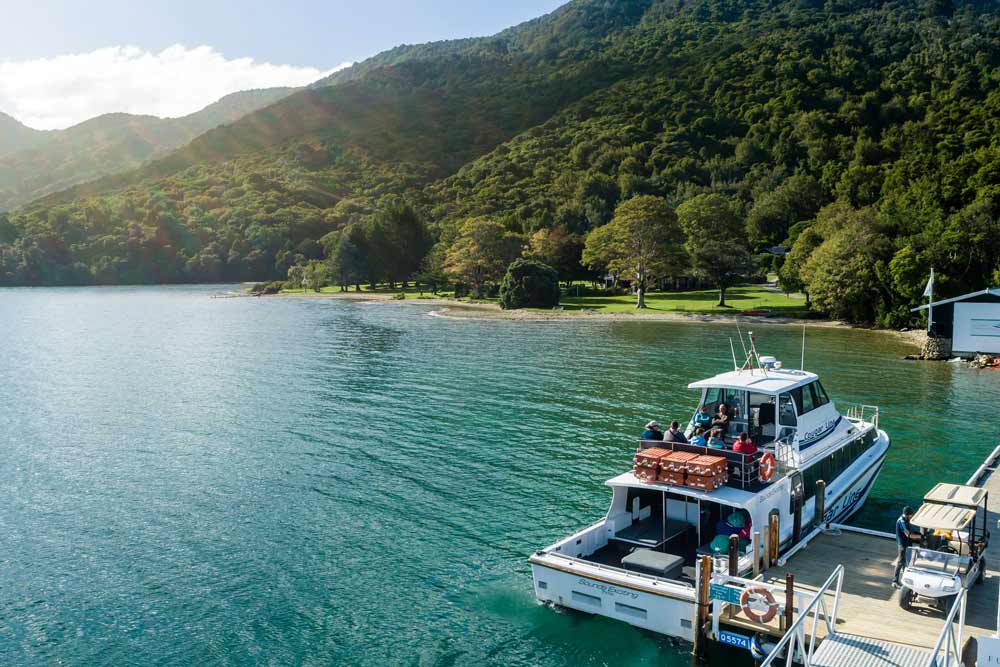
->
xmin=536 ymin=550 xmax=695 ymax=589
xmin=845 ymin=404 xmax=879 ymax=428
xmin=638 ymin=439 xmax=769 ymax=490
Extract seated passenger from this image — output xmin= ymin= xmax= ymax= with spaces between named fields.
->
xmin=707 ymin=429 xmax=726 ymax=449
xmin=733 ymin=431 xmax=758 ymax=455
xmin=663 ymin=420 xmax=688 ymax=443
xmin=689 ymin=427 xmax=707 ymax=447
xmin=710 ymin=403 xmax=731 ymax=433
xmin=640 ymin=420 xmax=664 ymax=441
xmin=694 ymin=405 xmax=713 ymax=430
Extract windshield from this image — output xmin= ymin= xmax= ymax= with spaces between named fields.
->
xmin=906 ymin=547 xmax=971 ymax=576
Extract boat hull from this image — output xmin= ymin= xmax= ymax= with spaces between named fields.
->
xmin=529 ymin=556 xmax=697 ymax=640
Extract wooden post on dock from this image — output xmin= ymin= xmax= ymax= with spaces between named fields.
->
xmin=728 ymin=534 xmax=739 ymax=576
xmin=752 ymin=531 xmax=761 ymax=577
xmin=692 ymin=554 xmax=712 ymax=658
xmin=784 ymin=573 xmax=794 ymax=632
xmin=762 ymin=528 xmax=771 ymax=571
xmin=815 ymin=480 xmax=826 ymax=530
xmin=768 ymin=510 xmax=780 ymax=564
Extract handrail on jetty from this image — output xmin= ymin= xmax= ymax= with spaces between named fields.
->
xmin=925 ymin=587 xmax=968 ymax=667
xmin=760 ymin=564 xmax=844 ymax=667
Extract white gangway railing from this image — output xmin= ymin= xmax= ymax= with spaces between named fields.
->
xmin=760 ymin=565 xmax=844 ymax=667
xmin=925 ymin=587 xmax=968 ymax=667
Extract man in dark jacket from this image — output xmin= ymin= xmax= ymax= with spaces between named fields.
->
xmin=893 ymin=506 xmax=919 ymax=587
xmin=663 ymin=420 xmax=688 ymax=443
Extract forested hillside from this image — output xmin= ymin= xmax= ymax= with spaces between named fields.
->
xmin=0 ymin=112 xmax=49 ymax=156
xmin=0 ymin=87 xmax=295 ymax=211
xmin=4 ymin=0 xmax=1000 ymax=326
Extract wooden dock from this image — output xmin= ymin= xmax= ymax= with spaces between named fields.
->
xmin=764 ymin=530 xmax=997 ymax=649
xmin=709 ymin=444 xmax=1000 ymax=664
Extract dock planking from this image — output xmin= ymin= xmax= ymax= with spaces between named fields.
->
xmin=759 ymin=445 xmax=1000 ymax=651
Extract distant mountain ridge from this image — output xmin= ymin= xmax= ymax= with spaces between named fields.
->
xmin=0 ymin=87 xmax=296 ymax=211
xmin=0 ymin=112 xmax=49 ymax=157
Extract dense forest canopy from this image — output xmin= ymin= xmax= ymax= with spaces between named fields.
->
xmin=3 ymin=0 xmax=1000 ymax=325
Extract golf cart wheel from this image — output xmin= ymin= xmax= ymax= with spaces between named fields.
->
xmin=898 ymin=586 xmax=912 ymax=610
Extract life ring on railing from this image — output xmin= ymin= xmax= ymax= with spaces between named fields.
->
xmin=740 ymin=586 xmax=779 ymax=624
xmin=759 ymin=452 xmax=776 ymax=482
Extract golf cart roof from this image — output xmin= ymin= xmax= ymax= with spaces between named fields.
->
xmin=923 ymin=483 xmax=987 ymax=508
xmin=911 ymin=502 xmax=976 ymax=531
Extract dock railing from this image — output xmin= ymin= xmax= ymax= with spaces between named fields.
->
xmin=759 ymin=564 xmax=844 ymax=667
xmin=925 ymin=587 xmax=968 ymax=667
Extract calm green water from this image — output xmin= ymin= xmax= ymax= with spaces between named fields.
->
xmin=2 ymin=286 xmax=999 ymax=666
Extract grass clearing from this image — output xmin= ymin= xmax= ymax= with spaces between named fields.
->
xmin=558 ymin=285 xmax=808 ymax=315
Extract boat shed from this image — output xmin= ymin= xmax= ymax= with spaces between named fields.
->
xmin=911 ymin=287 xmax=1000 ymax=354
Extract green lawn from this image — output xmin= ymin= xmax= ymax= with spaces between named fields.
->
xmin=558 ymin=285 xmax=808 ymax=315
xmin=277 ymin=283 xmax=808 ymax=316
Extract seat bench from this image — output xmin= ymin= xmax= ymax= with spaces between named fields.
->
xmin=621 ymin=548 xmax=685 ymax=579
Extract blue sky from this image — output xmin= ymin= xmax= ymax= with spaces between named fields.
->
xmin=0 ymin=0 xmax=567 ymax=129
xmin=2 ymin=0 xmax=566 ymax=66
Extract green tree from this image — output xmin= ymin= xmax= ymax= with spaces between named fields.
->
xmin=801 ymin=205 xmax=893 ymax=323
xmin=498 ymin=258 xmax=560 ymax=310
xmin=303 ymin=260 xmax=330 ymax=292
xmin=746 ymin=175 xmax=824 ymax=247
xmin=524 ymin=225 xmax=585 ymax=286
xmin=443 ymin=218 xmax=523 ymax=298
xmin=779 ymin=226 xmax=823 ymax=307
xmin=326 ymin=233 xmax=365 ymax=291
xmin=583 ymin=195 xmax=684 ymax=308
xmin=677 ymin=194 xmax=749 ymax=307
xmin=372 ymin=200 xmax=433 ymax=288
xmin=287 ymin=263 xmax=306 ymax=292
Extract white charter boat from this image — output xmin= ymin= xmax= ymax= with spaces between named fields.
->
xmin=529 ymin=350 xmax=889 ymax=642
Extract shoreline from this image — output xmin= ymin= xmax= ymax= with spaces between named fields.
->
xmin=272 ymin=289 xmax=927 ymax=347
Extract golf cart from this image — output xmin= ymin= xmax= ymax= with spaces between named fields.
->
xmin=899 ymin=483 xmax=990 ymax=613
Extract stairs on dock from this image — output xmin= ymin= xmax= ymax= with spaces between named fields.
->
xmin=809 ymin=633 xmax=930 ymax=667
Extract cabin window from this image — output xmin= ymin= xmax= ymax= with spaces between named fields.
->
xmin=703 ymin=388 xmax=745 ymax=421
xmin=810 ymin=381 xmax=831 ymax=407
xmin=801 ymin=431 xmax=879 ymax=503
xmin=778 ymin=393 xmax=797 ymax=427
xmin=798 ymin=385 xmax=817 ymax=413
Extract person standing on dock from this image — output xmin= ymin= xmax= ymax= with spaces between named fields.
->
xmin=892 ymin=506 xmax=919 ymax=587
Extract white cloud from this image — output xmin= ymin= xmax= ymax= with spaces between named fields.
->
xmin=0 ymin=45 xmax=352 ymax=130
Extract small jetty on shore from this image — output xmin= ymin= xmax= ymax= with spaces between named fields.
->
xmin=696 ymin=444 xmax=1000 ymax=666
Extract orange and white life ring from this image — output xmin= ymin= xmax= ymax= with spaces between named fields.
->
xmin=759 ymin=452 xmax=776 ymax=482
xmin=740 ymin=586 xmax=779 ymax=624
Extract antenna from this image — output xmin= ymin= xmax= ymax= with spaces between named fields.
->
xmin=800 ymin=325 xmax=806 ymax=370
xmin=748 ymin=330 xmax=768 ymax=377
xmin=729 ymin=338 xmax=738 ymax=371
xmin=735 ymin=321 xmax=750 ymax=367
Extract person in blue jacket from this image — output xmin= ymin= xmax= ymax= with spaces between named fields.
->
xmin=641 ymin=420 xmax=663 ymax=441
xmin=693 ymin=405 xmax=713 ymax=430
